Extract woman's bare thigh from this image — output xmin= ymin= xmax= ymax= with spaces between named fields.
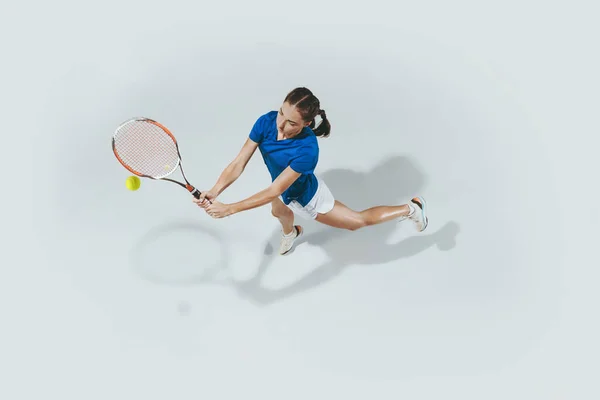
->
xmin=314 ymin=200 xmax=365 ymax=231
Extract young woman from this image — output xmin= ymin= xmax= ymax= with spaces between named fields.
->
xmin=194 ymin=87 xmax=428 ymax=255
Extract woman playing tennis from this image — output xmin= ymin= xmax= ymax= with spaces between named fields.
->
xmin=194 ymin=87 xmax=428 ymax=255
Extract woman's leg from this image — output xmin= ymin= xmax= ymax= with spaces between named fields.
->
xmin=270 ymin=197 xmax=295 ymax=234
xmin=271 ymin=197 xmax=304 ymax=255
xmin=315 ymin=197 xmax=427 ymax=231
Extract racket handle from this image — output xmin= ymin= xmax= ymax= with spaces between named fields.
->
xmin=190 ymin=188 xmax=201 ymax=199
xmin=190 ymin=188 xmax=212 ymax=204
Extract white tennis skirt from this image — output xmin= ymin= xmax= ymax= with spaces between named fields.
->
xmin=283 ymin=176 xmax=335 ymax=220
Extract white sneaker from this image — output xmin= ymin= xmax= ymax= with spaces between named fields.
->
xmin=408 ymin=197 xmax=428 ymax=232
xmin=279 ymin=225 xmax=303 ymax=255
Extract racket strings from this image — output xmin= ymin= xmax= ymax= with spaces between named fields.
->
xmin=113 ymin=120 xmax=180 ymax=178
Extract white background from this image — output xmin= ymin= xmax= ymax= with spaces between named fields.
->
xmin=5 ymin=0 xmax=600 ymax=398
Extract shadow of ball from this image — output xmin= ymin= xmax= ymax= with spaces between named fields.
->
xmin=178 ymin=301 xmax=191 ymax=315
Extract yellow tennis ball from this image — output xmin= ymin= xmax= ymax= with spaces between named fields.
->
xmin=125 ymin=175 xmax=141 ymax=191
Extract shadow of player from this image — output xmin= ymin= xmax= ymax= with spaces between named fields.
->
xmin=232 ymin=154 xmax=461 ymax=305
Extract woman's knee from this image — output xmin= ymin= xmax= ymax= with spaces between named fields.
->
xmin=346 ymin=217 xmax=367 ymax=231
xmin=271 ymin=199 xmax=292 ymax=218
xmin=271 ymin=207 xmax=286 ymax=218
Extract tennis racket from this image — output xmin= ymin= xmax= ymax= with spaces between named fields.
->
xmin=112 ymin=117 xmax=209 ymax=202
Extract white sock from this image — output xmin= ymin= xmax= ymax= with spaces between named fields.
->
xmin=407 ymin=203 xmax=415 ymax=215
xmin=284 ymin=227 xmax=296 ymax=237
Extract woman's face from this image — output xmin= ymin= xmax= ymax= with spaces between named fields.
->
xmin=276 ymin=102 xmax=308 ymax=138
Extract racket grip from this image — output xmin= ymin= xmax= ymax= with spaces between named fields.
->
xmin=190 ymin=188 xmax=212 ymax=204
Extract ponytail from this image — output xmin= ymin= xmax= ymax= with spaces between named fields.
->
xmin=310 ymin=109 xmax=331 ymax=138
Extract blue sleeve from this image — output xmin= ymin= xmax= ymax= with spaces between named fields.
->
xmin=248 ymin=115 xmax=265 ymax=143
xmin=290 ymin=144 xmax=319 ymax=174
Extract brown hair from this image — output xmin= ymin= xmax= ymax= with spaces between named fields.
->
xmin=283 ymin=87 xmax=331 ymax=138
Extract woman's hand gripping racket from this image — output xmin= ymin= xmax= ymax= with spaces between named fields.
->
xmin=112 ymin=117 xmax=210 ymax=204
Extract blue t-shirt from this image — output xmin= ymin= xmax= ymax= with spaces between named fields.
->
xmin=248 ymin=111 xmax=319 ymax=206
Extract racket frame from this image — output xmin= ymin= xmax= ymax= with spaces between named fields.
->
xmin=112 ymin=117 xmax=205 ymax=200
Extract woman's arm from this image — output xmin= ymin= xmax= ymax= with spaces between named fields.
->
xmin=228 ymin=166 xmax=301 ymax=214
xmin=202 ymin=166 xmax=301 ymax=218
xmin=210 ymin=138 xmax=259 ymax=196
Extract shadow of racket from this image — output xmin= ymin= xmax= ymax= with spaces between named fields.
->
xmin=130 ymin=220 xmax=230 ymax=287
